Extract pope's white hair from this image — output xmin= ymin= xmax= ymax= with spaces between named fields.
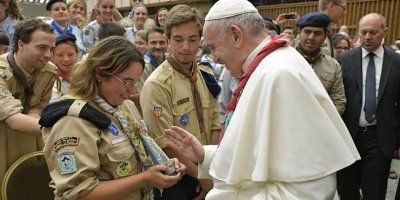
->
xmin=206 ymin=12 xmax=265 ymax=37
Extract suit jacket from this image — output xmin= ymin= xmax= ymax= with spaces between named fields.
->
xmin=339 ymin=46 xmax=400 ymax=159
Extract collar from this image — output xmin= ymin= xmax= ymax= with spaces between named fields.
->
xmin=362 ymin=45 xmax=384 ymax=59
xmin=241 ymin=37 xmax=271 ymax=74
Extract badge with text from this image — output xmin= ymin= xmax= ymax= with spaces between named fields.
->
xmin=177 ymin=97 xmax=189 ymax=105
xmin=180 ymin=114 xmax=189 ymax=126
xmin=116 ymin=160 xmax=131 ymax=177
xmin=153 ymin=106 xmax=162 ymax=117
xmin=57 ymin=150 xmax=78 ymax=175
xmin=108 ymin=124 xmax=119 ymax=135
xmin=53 ymin=136 xmax=79 ymax=152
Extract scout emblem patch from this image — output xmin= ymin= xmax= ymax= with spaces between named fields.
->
xmin=116 ymin=160 xmax=131 ymax=177
xmin=53 ymin=136 xmax=79 ymax=152
xmin=111 ymin=135 xmax=127 ymax=145
xmin=57 ymin=150 xmax=78 ymax=175
xmin=84 ymin=29 xmax=90 ymax=35
xmin=0 ymin=87 xmax=12 ymax=96
xmin=180 ymin=114 xmax=189 ymax=126
xmin=153 ymin=106 xmax=162 ymax=117
xmin=108 ymin=124 xmax=119 ymax=135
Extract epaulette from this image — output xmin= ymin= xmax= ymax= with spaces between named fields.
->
xmin=41 ymin=61 xmax=57 ymax=74
xmin=39 ymin=99 xmax=111 ymax=130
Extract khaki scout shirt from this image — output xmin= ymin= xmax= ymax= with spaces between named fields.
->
xmin=42 ymin=100 xmax=149 ymax=200
xmin=312 ymin=54 xmax=346 ymax=114
xmin=140 ymin=60 xmax=221 ymax=149
xmin=0 ymin=52 xmax=56 ymax=197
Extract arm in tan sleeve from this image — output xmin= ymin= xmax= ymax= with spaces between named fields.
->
xmin=329 ymin=63 xmax=346 ymax=115
xmin=39 ymin=73 xmax=56 ymax=109
xmin=210 ymin=98 xmax=221 ymax=144
xmin=5 ymin=113 xmax=40 ymax=135
xmin=43 ymin=117 xmax=101 ymax=200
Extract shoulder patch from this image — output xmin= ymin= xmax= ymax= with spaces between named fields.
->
xmin=54 ymin=136 xmax=80 ymax=152
xmin=57 ymin=149 xmax=78 ymax=175
xmin=116 ymin=160 xmax=131 ymax=177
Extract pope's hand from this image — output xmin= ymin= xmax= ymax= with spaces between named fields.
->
xmin=164 ymin=126 xmax=205 ymax=164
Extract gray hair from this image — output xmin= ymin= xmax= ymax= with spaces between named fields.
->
xmin=206 ymin=12 xmax=265 ymax=37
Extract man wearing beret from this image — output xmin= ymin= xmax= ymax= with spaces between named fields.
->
xmin=163 ymin=0 xmax=360 ymax=199
xmin=296 ymin=12 xmax=346 ymax=114
xmin=0 ymin=19 xmax=56 ymax=200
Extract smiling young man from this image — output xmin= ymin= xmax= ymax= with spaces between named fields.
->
xmin=0 ymin=18 xmax=56 ymax=197
xmin=296 ymin=12 xmax=346 ymax=114
xmin=140 ymin=4 xmax=220 ymax=200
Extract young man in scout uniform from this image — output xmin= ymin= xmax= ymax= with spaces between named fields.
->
xmin=140 ymin=4 xmax=221 ymax=200
xmin=295 ymin=13 xmax=346 ymax=114
xmin=0 ymin=18 xmax=56 ymax=198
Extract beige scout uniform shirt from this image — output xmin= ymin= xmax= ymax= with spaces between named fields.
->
xmin=140 ymin=61 xmax=221 ymax=149
xmin=42 ymin=100 xmax=149 ymax=200
xmin=136 ymin=55 xmax=152 ymax=92
xmin=312 ymin=54 xmax=346 ymax=114
xmin=0 ymin=53 xmax=56 ymax=196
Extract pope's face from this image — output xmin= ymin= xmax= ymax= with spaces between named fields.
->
xmin=203 ymin=23 xmax=243 ymax=78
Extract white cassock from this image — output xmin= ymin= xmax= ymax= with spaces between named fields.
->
xmin=198 ymin=37 xmax=360 ymax=199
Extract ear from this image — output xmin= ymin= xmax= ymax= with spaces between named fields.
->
xmin=17 ymin=40 xmax=24 ymax=51
xmin=229 ymin=25 xmax=243 ymax=48
xmin=95 ymin=73 xmax=104 ymax=82
xmin=383 ymin=27 xmax=389 ymax=37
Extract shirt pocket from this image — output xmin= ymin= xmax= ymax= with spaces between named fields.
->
xmin=172 ymin=100 xmax=195 ymax=128
xmin=106 ymin=144 xmax=136 ymax=178
xmin=319 ymin=72 xmax=334 ymax=91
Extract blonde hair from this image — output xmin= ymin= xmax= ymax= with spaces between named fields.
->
xmin=69 ymin=36 xmax=144 ymax=101
xmin=66 ymin=0 xmax=88 ymax=26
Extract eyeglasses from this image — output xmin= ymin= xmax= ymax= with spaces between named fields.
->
xmin=333 ymin=2 xmax=347 ymax=11
xmin=113 ymin=76 xmax=136 ymax=90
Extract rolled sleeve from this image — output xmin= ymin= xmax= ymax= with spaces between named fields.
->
xmin=0 ymin=78 xmax=22 ymax=120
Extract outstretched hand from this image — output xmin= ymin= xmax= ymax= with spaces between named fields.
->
xmin=164 ymin=126 xmax=205 ymax=164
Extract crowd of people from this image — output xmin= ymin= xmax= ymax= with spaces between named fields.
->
xmin=0 ymin=0 xmax=400 ymax=199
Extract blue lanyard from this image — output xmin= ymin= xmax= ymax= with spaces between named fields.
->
xmin=51 ymin=21 xmax=73 ymax=35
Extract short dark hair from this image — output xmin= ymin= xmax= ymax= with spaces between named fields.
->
xmin=13 ymin=18 xmax=54 ymax=52
xmin=0 ymin=32 xmax=10 ymax=46
xmin=146 ymin=27 xmax=165 ymax=41
xmin=98 ymin=22 xmax=126 ymax=40
xmin=332 ymin=33 xmax=350 ymax=48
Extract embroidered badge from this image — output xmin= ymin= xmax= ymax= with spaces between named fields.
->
xmin=177 ymin=97 xmax=189 ymax=105
xmin=53 ymin=136 xmax=80 ymax=152
xmin=57 ymin=150 xmax=78 ymax=175
xmin=153 ymin=106 xmax=162 ymax=117
xmin=84 ymin=29 xmax=90 ymax=35
xmin=111 ymin=135 xmax=127 ymax=145
xmin=116 ymin=160 xmax=131 ymax=177
xmin=108 ymin=124 xmax=119 ymax=135
xmin=180 ymin=114 xmax=189 ymax=126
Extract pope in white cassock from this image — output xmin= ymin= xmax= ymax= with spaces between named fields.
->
xmin=164 ymin=0 xmax=361 ymax=199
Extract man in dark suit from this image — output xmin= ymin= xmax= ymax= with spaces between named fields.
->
xmin=337 ymin=13 xmax=400 ymax=200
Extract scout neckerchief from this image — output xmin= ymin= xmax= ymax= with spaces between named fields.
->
xmin=220 ymin=34 xmax=289 ymax=142
xmin=51 ymin=21 xmax=73 ymax=35
xmin=167 ymin=52 xmax=206 ymax=134
xmin=7 ymin=52 xmax=33 ymax=114
xmin=296 ymin=44 xmax=322 ymax=64
xmin=94 ymin=97 xmax=153 ymax=199
xmin=145 ymin=50 xmax=166 ymax=70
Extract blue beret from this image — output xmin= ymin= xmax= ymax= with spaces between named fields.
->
xmin=46 ymin=0 xmax=66 ymax=11
xmin=296 ymin=13 xmax=331 ymax=29
xmin=56 ymin=33 xmax=76 ymax=46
